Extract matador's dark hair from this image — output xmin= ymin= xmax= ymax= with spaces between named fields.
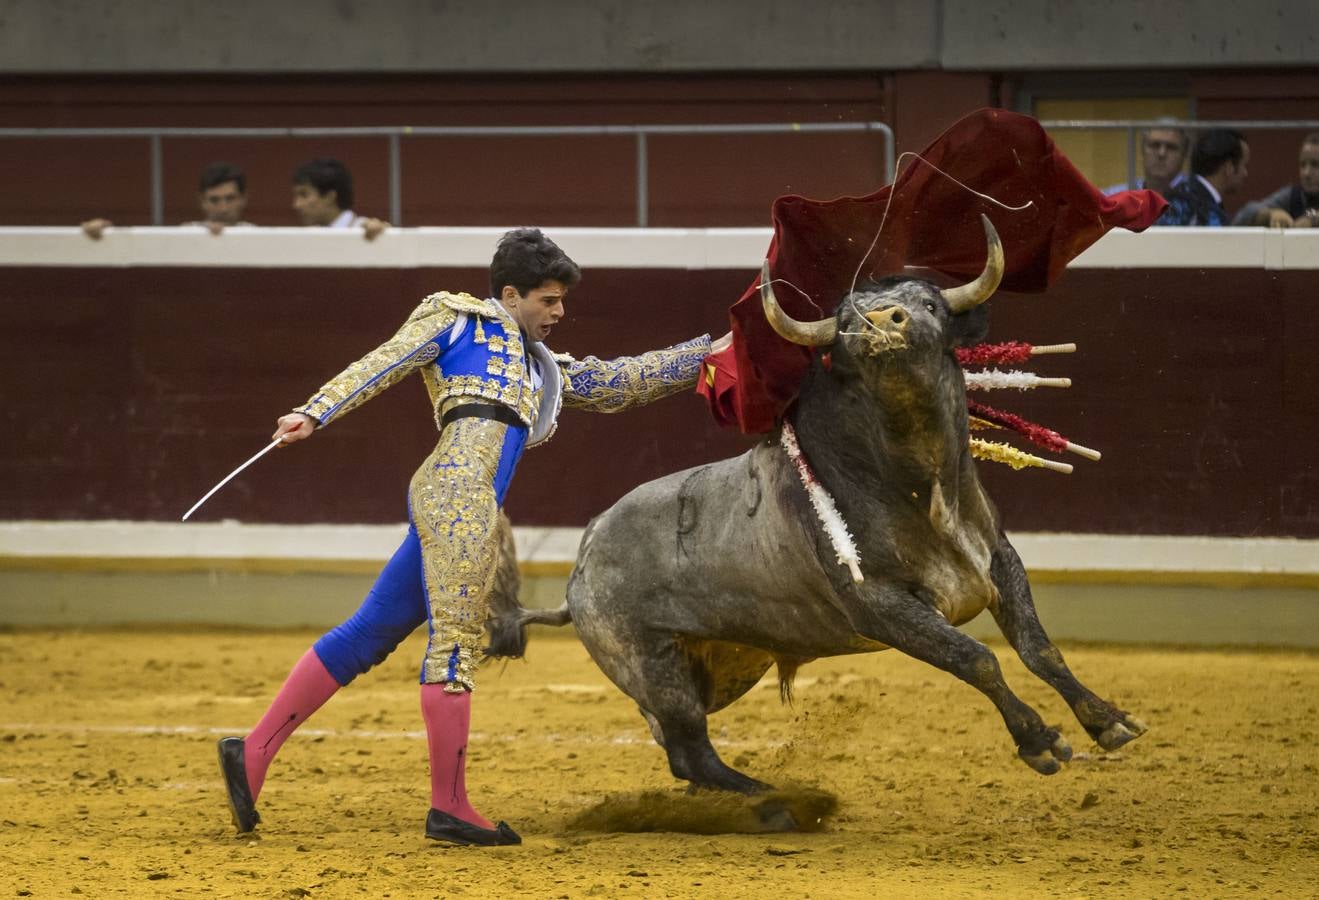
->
xmin=489 ymin=228 xmax=582 ymax=298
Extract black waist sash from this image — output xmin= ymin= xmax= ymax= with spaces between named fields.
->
xmin=440 ymin=402 xmax=524 ymax=430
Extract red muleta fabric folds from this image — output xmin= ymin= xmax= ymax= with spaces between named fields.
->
xmin=697 ymin=108 xmax=1167 ymax=434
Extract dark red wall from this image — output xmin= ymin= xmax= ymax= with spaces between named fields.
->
xmin=891 ymin=71 xmax=996 ymax=157
xmin=0 ymin=74 xmax=891 ymax=227
xmin=975 ymin=269 xmax=1317 ymax=537
xmin=1 ymin=263 xmax=1314 ymax=537
xmin=5 ymin=70 xmax=1314 ymax=228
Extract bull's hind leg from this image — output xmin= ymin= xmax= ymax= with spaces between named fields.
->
xmin=582 ymin=626 xmax=771 ymax=794
xmin=647 ymin=703 xmax=771 ymax=795
xmin=638 ymin=642 xmax=774 ymax=792
xmin=988 ymin=538 xmax=1148 ymax=750
xmin=644 ymin=639 xmax=774 ymax=795
xmin=844 ymin=586 xmax=1072 ymax=774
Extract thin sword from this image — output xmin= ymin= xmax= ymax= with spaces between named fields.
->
xmin=181 ymin=436 xmax=286 ymax=522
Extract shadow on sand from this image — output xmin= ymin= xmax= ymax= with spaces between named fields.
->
xmin=568 ymin=787 xmax=838 ymax=834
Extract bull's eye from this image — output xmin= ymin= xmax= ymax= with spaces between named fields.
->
xmin=925 ymin=301 xmax=936 ymax=313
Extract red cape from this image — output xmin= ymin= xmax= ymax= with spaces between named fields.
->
xmin=697 ymin=108 xmax=1167 ymax=434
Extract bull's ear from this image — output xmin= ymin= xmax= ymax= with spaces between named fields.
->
xmin=948 ymin=305 xmax=990 ymax=347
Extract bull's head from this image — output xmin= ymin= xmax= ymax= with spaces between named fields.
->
xmin=760 ymin=214 xmax=1004 ymax=359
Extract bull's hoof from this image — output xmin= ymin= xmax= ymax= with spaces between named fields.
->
xmin=1019 ymin=749 xmax=1061 ymax=775
xmin=683 ymin=770 xmax=774 ymax=796
xmin=1018 ymin=728 xmax=1071 ymax=775
xmin=1096 ymin=715 xmax=1149 ymax=751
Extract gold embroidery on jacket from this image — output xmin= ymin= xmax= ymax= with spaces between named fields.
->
xmin=290 ymin=284 xmax=707 ymax=692
xmin=432 ymin=291 xmax=500 ymax=316
xmin=299 ymin=291 xmax=539 ymax=430
xmin=290 ymin=311 xmax=710 ymax=692
xmin=561 ymin=335 xmax=711 ymax=413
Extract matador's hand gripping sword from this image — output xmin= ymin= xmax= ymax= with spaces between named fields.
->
xmin=180 ymin=436 xmax=287 ymax=522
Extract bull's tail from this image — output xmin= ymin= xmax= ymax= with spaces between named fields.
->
xmin=520 ymin=604 xmax=573 ymax=627
xmin=485 ymin=601 xmax=574 ymax=659
xmin=482 ymin=512 xmax=575 ymax=660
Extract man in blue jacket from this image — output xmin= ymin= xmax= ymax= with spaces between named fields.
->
xmin=1159 ymin=129 xmax=1250 ymax=227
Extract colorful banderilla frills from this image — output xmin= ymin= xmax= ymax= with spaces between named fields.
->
xmin=958 ymin=338 xmax=1100 ymax=474
xmin=967 ymin=399 xmax=1101 ymax=462
xmin=955 ymin=341 xmax=1077 ymax=366
xmin=968 ymin=437 xmax=1074 ymax=474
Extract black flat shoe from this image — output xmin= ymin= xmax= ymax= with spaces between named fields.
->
xmin=425 ymin=808 xmax=521 ymax=846
xmin=217 ymin=737 xmax=261 ymax=834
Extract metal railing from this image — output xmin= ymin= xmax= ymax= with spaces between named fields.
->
xmin=1039 ymin=119 xmax=1319 ymax=189
xmin=0 ymin=122 xmax=895 ymax=227
xmin=6 ymin=118 xmax=1311 ymax=225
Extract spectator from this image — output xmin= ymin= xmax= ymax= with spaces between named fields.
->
xmin=291 ymin=157 xmax=388 ymax=240
xmin=1103 ymin=126 xmax=1190 ymax=198
xmin=82 ymin=161 xmax=253 ymax=239
xmin=1158 ymin=129 xmax=1250 ymax=227
xmin=1231 ymin=133 xmax=1319 ymax=228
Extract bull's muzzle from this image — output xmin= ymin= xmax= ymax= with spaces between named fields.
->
xmin=859 ymin=305 xmax=910 ymax=355
xmin=864 ymin=306 xmax=908 ymax=329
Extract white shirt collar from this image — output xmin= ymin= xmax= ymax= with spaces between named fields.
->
xmin=1194 ymin=174 xmax=1222 ymax=205
xmin=329 ymin=209 xmax=357 ymax=229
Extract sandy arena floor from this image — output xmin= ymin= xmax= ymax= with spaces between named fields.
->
xmin=1 ymin=628 xmax=1316 ymax=898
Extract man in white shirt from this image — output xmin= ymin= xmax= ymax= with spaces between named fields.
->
xmin=82 ymin=161 xmax=255 ymax=238
xmin=291 ymin=157 xmax=388 ymax=240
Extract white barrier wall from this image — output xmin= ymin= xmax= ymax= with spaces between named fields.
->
xmin=3 ymin=225 xmax=1319 ymax=270
xmin=2 ymin=224 xmax=1317 ymax=578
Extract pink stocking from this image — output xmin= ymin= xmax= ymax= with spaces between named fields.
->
xmin=420 ymin=684 xmax=492 ymax=829
xmin=244 ymin=648 xmax=341 ymax=801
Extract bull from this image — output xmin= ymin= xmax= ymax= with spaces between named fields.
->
xmin=490 ymin=216 xmax=1147 ymax=794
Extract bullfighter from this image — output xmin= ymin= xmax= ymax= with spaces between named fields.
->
xmin=216 ymin=227 xmax=724 ymax=845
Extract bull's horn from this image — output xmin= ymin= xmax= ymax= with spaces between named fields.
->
xmin=760 ymin=261 xmax=837 ymax=346
xmin=939 ymin=214 xmax=1005 ymax=314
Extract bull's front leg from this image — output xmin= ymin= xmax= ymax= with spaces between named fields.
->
xmin=988 ymin=536 xmax=1148 ymax=751
xmin=841 ymin=584 xmax=1072 ymax=774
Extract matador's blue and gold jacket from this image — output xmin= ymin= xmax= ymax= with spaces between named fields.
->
xmin=295 ymin=289 xmax=711 ymax=459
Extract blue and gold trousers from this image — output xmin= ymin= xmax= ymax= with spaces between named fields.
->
xmin=312 ymin=416 xmax=526 ymax=692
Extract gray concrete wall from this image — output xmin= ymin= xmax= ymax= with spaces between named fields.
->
xmin=942 ymin=0 xmax=1319 ymax=70
xmin=1 ymin=0 xmax=1314 ymax=74
xmin=0 ymin=0 xmax=937 ymax=73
